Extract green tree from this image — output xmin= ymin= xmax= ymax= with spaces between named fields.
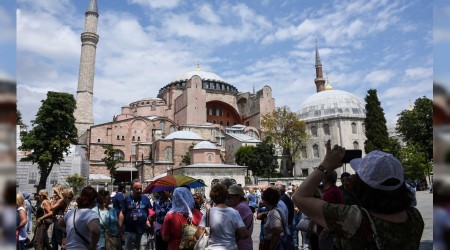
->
xmin=364 ymin=89 xmax=392 ymax=154
xmin=180 ymin=143 xmax=196 ymax=165
xmin=19 ymin=92 xmax=78 ymax=192
xmin=397 ymin=144 xmax=430 ymax=181
xmin=253 ymin=137 xmax=278 ymax=177
xmin=17 ymin=109 xmax=24 ymax=126
xmin=261 ymin=106 xmax=307 ymax=176
xmin=101 ymin=145 xmax=124 ymax=190
xmin=235 ymin=146 xmax=255 ymax=168
xmin=65 ymin=173 xmax=85 ymax=195
xmin=396 ymin=97 xmax=433 ymax=161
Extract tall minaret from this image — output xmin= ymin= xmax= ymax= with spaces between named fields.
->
xmin=74 ymin=0 xmax=99 ymax=139
xmin=314 ymin=41 xmax=326 ymax=93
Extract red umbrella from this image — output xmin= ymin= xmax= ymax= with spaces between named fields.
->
xmin=143 ymin=174 xmax=206 ymax=193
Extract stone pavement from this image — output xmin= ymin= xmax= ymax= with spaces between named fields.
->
xmin=251 ymin=190 xmax=433 ymax=250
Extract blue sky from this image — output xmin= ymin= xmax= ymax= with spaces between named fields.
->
xmin=16 ymin=0 xmax=432 ymax=129
xmin=434 ymin=0 xmax=450 ymax=87
xmin=0 ymin=1 xmax=16 ymax=81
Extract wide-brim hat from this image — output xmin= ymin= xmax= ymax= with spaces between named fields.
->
xmin=350 ymin=150 xmax=404 ymax=191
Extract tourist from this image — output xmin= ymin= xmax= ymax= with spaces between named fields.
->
xmin=193 ymin=193 xmax=206 ymax=214
xmin=318 ymin=170 xmax=345 ymax=249
xmin=259 ymin=187 xmax=292 ymax=250
xmin=61 ymin=186 xmax=100 ymax=250
xmin=112 ymin=184 xmax=126 ymax=216
xmin=228 ymin=184 xmax=254 ymax=250
xmin=161 ymin=187 xmax=202 ymax=250
xmin=153 ymin=190 xmax=172 ymax=250
xmin=16 ymin=193 xmax=28 ymax=250
xmin=34 ymin=190 xmax=53 ymax=250
xmin=194 ymin=184 xmax=249 ymax=249
xmin=276 ymin=184 xmax=295 ymax=246
xmin=119 ymin=179 xmax=153 ymax=250
xmin=21 ymin=192 xmax=33 ymax=235
xmin=51 ymin=185 xmax=68 ymax=250
xmin=94 ymin=190 xmax=120 ymax=250
xmin=292 ymin=140 xmax=424 ymax=249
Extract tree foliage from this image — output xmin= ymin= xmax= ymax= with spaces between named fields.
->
xmin=396 ymin=97 xmax=433 ymax=161
xmin=101 ymin=145 xmax=124 ymax=182
xmin=17 ymin=109 xmax=24 ymax=126
xmin=181 ymin=143 xmax=196 ymax=165
xmin=397 ymin=144 xmax=430 ymax=181
xmin=261 ymin=106 xmax=307 ymax=176
xmin=364 ymin=89 xmax=392 ymax=154
xmin=65 ymin=173 xmax=85 ymax=195
xmin=19 ymin=92 xmax=78 ymax=192
xmin=252 ymin=137 xmax=278 ymax=177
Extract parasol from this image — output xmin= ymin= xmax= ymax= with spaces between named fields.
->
xmin=143 ymin=174 xmax=206 ymax=193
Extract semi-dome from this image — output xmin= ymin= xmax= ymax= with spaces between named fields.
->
xmin=298 ymin=90 xmax=365 ymax=121
xmin=193 ymin=141 xmax=217 ymax=150
xmin=173 ymin=69 xmax=225 ymax=83
xmin=165 ymin=131 xmax=202 ymax=140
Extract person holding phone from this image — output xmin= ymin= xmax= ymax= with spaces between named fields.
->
xmin=292 ymin=140 xmax=424 ymax=249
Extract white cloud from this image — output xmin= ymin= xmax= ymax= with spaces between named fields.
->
xmin=128 ymin=0 xmax=181 ymax=9
xmin=363 ymin=70 xmax=396 ymax=87
xmin=198 ymin=4 xmax=221 ymax=24
xmin=404 ymin=67 xmax=432 ymax=80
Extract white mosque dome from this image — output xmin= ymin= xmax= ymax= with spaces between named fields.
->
xmin=298 ymin=90 xmax=365 ymax=121
xmin=173 ymin=69 xmax=225 ymax=83
xmin=165 ymin=131 xmax=203 ymax=140
xmin=193 ymin=141 xmax=217 ymax=150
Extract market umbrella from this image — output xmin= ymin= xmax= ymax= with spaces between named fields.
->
xmin=143 ymin=174 xmax=206 ymax=193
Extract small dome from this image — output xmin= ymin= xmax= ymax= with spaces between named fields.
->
xmin=165 ymin=131 xmax=202 ymax=140
xmin=298 ymin=90 xmax=365 ymax=121
xmin=173 ymin=69 xmax=225 ymax=83
xmin=193 ymin=141 xmax=217 ymax=150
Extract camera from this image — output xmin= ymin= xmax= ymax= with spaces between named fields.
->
xmin=341 ymin=150 xmax=362 ymax=163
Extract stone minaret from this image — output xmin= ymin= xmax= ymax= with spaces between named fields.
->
xmin=74 ymin=0 xmax=99 ymax=139
xmin=314 ymin=42 xmax=326 ymax=93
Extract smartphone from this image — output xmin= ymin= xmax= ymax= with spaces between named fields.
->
xmin=341 ymin=149 xmax=362 ymax=163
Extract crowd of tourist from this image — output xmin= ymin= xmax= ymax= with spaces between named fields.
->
xmin=16 ymin=140 xmax=425 ymax=250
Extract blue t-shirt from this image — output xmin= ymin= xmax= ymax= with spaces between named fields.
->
xmin=112 ymin=192 xmax=124 ymax=213
xmin=121 ymin=194 xmax=152 ymax=234
xmin=247 ymin=194 xmax=257 ymax=208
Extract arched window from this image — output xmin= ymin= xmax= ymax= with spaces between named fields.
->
xmin=300 ymin=146 xmax=307 ymax=158
xmin=169 ymin=125 xmax=175 ymax=133
xmin=323 ymin=124 xmax=330 ymax=135
xmin=311 ymin=126 xmax=318 ymax=137
xmin=164 ymin=147 xmax=173 ymax=161
xmin=313 ymin=144 xmax=319 ymax=158
xmin=351 ymin=122 xmax=357 ymax=134
xmin=114 ymin=150 xmax=125 ymax=160
xmin=353 ymin=141 xmax=359 ymax=149
xmin=207 ymin=154 xmax=213 ymax=162
xmin=211 ymin=179 xmax=220 ymax=186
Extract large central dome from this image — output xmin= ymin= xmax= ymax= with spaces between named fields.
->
xmin=298 ymin=90 xmax=365 ymax=121
xmin=173 ymin=69 xmax=225 ymax=83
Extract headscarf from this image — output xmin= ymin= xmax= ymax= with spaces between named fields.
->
xmin=169 ymin=187 xmax=195 ymax=220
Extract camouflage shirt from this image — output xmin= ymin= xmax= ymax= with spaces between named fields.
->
xmin=322 ymin=203 xmax=424 ymax=250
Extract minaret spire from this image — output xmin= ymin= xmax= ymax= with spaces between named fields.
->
xmin=314 ymin=40 xmax=326 ymax=93
xmin=74 ymin=0 xmax=100 ymax=140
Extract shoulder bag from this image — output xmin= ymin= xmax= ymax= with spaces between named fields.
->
xmin=193 ymin=209 xmax=210 ymax=250
xmin=97 ymin=207 xmax=122 ymax=249
xmin=359 ymin=207 xmax=381 ymax=250
xmin=274 ymin=207 xmax=294 ymax=250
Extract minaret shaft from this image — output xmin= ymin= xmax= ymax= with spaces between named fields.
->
xmin=74 ymin=0 xmax=99 ymax=138
xmin=314 ymin=42 xmax=325 ymax=93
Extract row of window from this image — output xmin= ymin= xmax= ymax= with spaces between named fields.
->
xmin=300 ymin=141 xmax=360 ymax=158
xmin=28 ymin=172 xmax=58 ymax=184
xmin=203 ymin=81 xmax=237 ymax=92
xmin=207 ymin=120 xmax=238 ymax=126
xmin=310 ymin=122 xmax=361 ymax=137
xmin=207 ymin=107 xmax=231 ymax=117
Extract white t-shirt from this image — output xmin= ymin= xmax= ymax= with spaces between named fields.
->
xmin=199 ymin=207 xmax=245 ymax=250
xmin=64 ymin=208 xmax=99 ymax=250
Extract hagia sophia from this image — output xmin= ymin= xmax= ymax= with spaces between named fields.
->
xmin=17 ymin=0 xmax=367 ymax=194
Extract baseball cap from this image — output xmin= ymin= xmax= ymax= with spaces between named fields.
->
xmin=228 ymin=184 xmax=245 ymax=197
xmin=350 ymin=150 xmax=404 ymax=191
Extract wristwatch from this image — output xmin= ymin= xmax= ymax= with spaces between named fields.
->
xmin=315 ymin=165 xmax=327 ymax=173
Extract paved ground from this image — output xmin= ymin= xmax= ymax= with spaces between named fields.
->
xmin=251 ymin=190 xmax=433 ymax=250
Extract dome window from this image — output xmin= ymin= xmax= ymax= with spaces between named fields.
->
xmin=313 ymin=144 xmax=319 ymax=158
xmin=311 ymin=126 xmax=318 ymax=137
xmin=351 ymin=123 xmax=357 ymax=134
xmin=323 ymin=124 xmax=330 ymax=135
